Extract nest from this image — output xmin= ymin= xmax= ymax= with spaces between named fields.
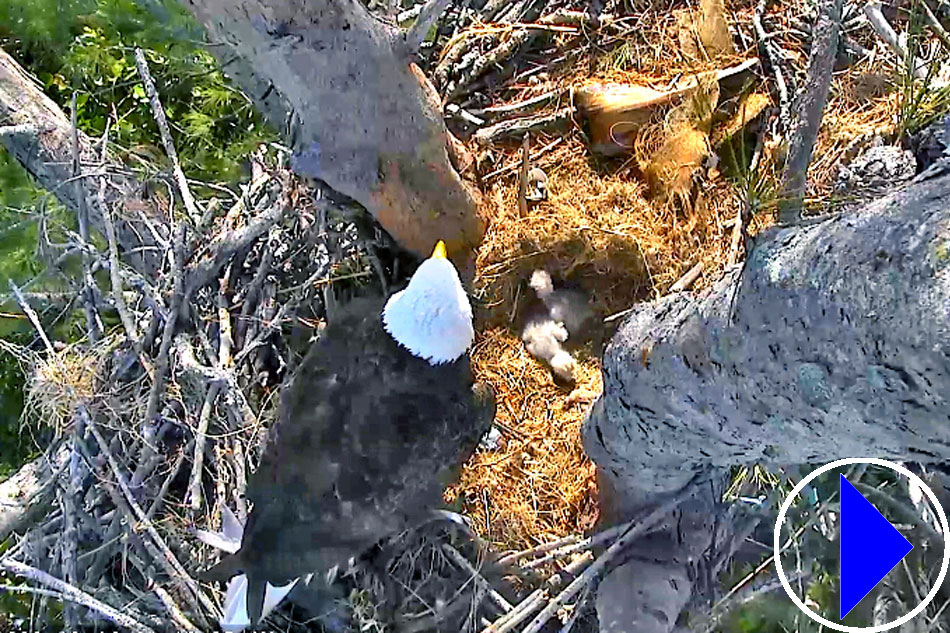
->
xmin=448 ymin=328 xmax=601 ymax=549
xmin=451 ymin=0 xmax=917 ymax=556
xmin=22 ymin=342 xmax=103 ymax=434
xmin=1 ymin=0 xmax=934 ymax=629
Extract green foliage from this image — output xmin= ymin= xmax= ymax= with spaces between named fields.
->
xmin=0 ymin=0 xmax=276 ymax=182
xmin=0 ymin=152 xmax=60 ymax=476
xmin=897 ymin=0 xmax=950 ymax=137
xmin=0 ymin=0 xmax=278 ymax=477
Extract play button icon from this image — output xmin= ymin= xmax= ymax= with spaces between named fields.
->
xmin=774 ymin=458 xmax=950 ymax=632
xmin=839 ymin=474 xmax=913 ymax=619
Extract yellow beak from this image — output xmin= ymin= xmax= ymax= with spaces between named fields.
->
xmin=431 ymin=240 xmax=447 ymax=259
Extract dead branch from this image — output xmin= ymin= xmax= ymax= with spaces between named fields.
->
xmin=863 ymin=2 xmax=925 ymax=78
xmin=184 ymin=191 xmax=289 ymax=296
xmin=518 ymin=133 xmax=530 ymax=216
xmin=475 ymin=109 xmax=573 ymax=145
xmin=133 ymin=49 xmax=202 ymax=226
xmin=0 ymin=444 xmax=69 ymax=543
xmin=0 ymin=558 xmax=156 ymax=633
xmin=753 ymin=0 xmax=790 ymax=129
xmin=0 ymin=47 xmax=159 ymax=274
xmin=520 ymin=476 xmax=702 ymax=633
xmin=670 ymin=262 xmax=705 ymax=292
xmin=780 ymin=0 xmax=845 ymax=223
xmin=406 ymin=0 xmax=453 ymax=52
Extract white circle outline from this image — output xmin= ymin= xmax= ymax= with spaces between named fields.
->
xmin=773 ymin=458 xmax=950 ymax=632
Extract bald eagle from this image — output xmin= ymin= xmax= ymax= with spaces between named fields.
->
xmin=201 ymin=242 xmax=493 ymax=630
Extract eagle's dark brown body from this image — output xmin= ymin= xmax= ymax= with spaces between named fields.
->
xmin=205 ymin=296 xmax=494 ymax=622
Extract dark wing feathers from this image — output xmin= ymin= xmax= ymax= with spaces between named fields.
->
xmin=214 ymin=296 xmax=490 ymax=623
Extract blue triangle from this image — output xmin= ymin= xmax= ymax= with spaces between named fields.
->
xmin=840 ymin=474 xmax=914 ymax=619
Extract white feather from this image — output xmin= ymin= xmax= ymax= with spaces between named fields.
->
xmin=195 ymin=505 xmax=243 ymax=554
xmin=219 ymin=575 xmax=299 ymax=633
xmin=220 ymin=575 xmax=250 ymax=632
xmin=200 ymin=507 xmax=301 ymax=632
xmin=382 ymin=257 xmax=474 ymax=365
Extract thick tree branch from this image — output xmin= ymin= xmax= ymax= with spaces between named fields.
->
xmin=0 ymin=559 xmax=156 ymax=633
xmin=180 ymin=0 xmax=484 ymax=258
xmin=585 ymin=173 xmax=950 ymax=495
xmin=0 ymin=444 xmax=69 ymax=543
xmin=0 ymin=47 xmax=159 ymax=274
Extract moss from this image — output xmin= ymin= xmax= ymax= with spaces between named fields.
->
xmin=933 ymin=239 xmax=950 ymax=263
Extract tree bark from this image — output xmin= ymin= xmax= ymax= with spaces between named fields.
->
xmin=180 ymin=0 xmax=485 ymax=260
xmin=584 ymin=171 xmax=950 ymax=633
xmin=584 ymin=173 xmax=950 ymax=497
xmin=0 ymin=444 xmax=69 ymax=544
xmin=0 ymin=48 xmax=160 ymax=274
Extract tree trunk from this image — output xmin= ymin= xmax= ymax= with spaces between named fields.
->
xmin=180 ymin=0 xmax=485 ymax=261
xmin=0 ymin=444 xmax=69 ymax=544
xmin=585 ymin=173 xmax=950 ymax=497
xmin=583 ymin=171 xmax=950 ymax=633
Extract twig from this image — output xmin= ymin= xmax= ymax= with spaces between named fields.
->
xmin=0 ymin=558 xmax=156 ymax=633
xmin=921 ymin=0 xmax=950 ymax=50
xmin=522 ymin=522 xmax=628 ymax=570
xmin=441 ymin=544 xmax=513 ymax=613
xmin=82 ymin=414 xmax=219 ymax=620
xmin=406 ymin=0 xmax=452 ymax=52
xmin=557 ymin=582 xmax=591 ymax=633
xmin=188 ymin=383 xmax=221 ymax=512
xmin=60 ymin=416 xmax=83 ymax=630
xmin=483 ymin=137 xmax=562 ymax=180
xmin=471 ymin=88 xmax=567 ymax=118
xmin=482 ymin=589 xmax=545 ymax=633
xmin=235 ymin=229 xmax=276 ymax=346
xmin=143 ymin=224 xmax=186 ymax=427
xmin=445 ymin=103 xmax=486 ymax=126
xmin=185 ymin=195 xmax=288 ymax=296
xmin=484 ymin=552 xmax=592 ymax=633
xmin=753 ymin=0 xmax=790 ymax=129
xmin=70 ymin=92 xmax=100 ymax=345
xmin=145 ymin=441 xmax=190 ymax=522
xmin=100 ymin=139 xmax=144 ymax=351
xmin=728 ymin=204 xmax=745 ymax=268
xmin=474 ymin=109 xmax=572 ymax=145
xmin=150 ymin=581 xmax=200 ymax=633
xmin=863 ymin=2 xmax=925 ymax=78
xmin=700 ymin=573 xmax=806 ymax=633
xmin=520 ymin=477 xmax=703 ymax=633
xmin=518 ymin=133 xmax=530 ymax=217
xmin=670 ymin=262 xmax=705 ymax=292
xmin=496 ymin=534 xmax=580 ymax=567
xmin=133 ymin=48 xmax=202 ymax=226
xmin=8 ymin=281 xmax=56 ymax=353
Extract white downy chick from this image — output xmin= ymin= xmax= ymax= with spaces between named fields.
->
xmin=526 ymin=167 xmax=548 ymax=202
xmin=195 ymin=505 xmax=304 ymax=632
xmin=528 ymin=270 xmax=595 ymax=341
xmin=521 ymin=317 xmax=576 ymax=384
xmin=382 ymin=240 xmax=474 ymax=365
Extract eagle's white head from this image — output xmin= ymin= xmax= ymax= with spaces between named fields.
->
xmin=382 ymin=241 xmax=474 ymax=365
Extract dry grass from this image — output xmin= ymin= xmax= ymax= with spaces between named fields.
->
xmin=451 ymin=0 xmax=912 ymax=553
xmin=461 ymin=138 xmax=739 ymax=550
xmin=24 ymin=342 xmax=102 ymax=433
xmin=446 ymin=328 xmax=601 ymax=550
xmin=473 ymin=136 xmax=739 ymax=325
xmin=810 ymin=66 xmax=901 ymax=197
